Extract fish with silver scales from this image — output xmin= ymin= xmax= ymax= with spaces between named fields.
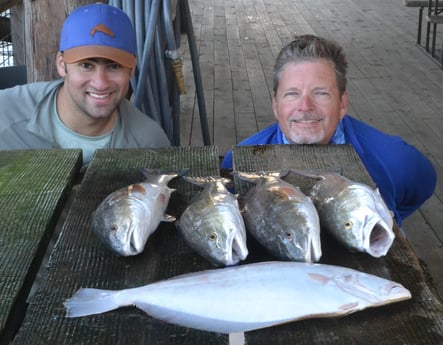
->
xmin=233 ymin=170 xmax=322 ymax=263
xmin=176 ymin=175 xmax=249 ymax=266
xmin=91 ymin=169 xmax=178 ymax=256
xmin=289 ymin=170 xmax=395 ymax=258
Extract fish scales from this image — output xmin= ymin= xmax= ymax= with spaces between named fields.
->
xmin=64 ymin=261 xmax=412 ymax=334
xmin=176 ymin=176 xmax=248 ymax=266
xmin=91 ymin=169 xmax=177 ymax=256
xmin=293 ymin=170 xmax=395 ymax=257
xmin=235 ymin=171 xmax=322 ymax=262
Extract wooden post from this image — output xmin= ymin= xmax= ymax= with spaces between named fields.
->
xmin=20 ymin=0 xmax=100 ymax=82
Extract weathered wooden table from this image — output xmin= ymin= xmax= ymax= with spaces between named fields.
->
xmin=0 ymin=149 xmax=82 ymax=344
xmin=2 ymin=145 xmax=443 ymax=344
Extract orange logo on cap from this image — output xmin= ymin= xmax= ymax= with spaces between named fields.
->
xmin=90 ymin=24 xmax=115 ymax=38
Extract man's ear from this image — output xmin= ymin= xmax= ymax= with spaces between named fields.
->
xmin=272 ymin=93 xmax=278 ymax=121
xmin=339 ymin=90 xmax=349 ymax=119
xmin=130 ymin=61 xmax=137 ymax=78
xmin=56 ymin=52 xmax=67 ymax=77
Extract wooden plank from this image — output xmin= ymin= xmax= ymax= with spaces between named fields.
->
xmin=403 ymin=204 xmax=443 ymax=300
xmin=404 ymin=0 xmax=433 ymax=7
xmin=427 ymin=14 xmax=443 ymax=23
xmin=232 ymin=144 xmax=443 ymax=344
xmin=12 ymin=146 xmax=232 ymax=345
xmin=22 ymin=0 xmax=94 ymax=82
xmin=0 ymin=149 xmax=82 ymax=343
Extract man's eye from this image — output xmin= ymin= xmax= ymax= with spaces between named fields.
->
xmin=314 ymin=90 xmax=329 ymax=96
xmin=108 ymin=64 xmax=122 ymax=70
xmin=79 ymin=62 xmax=92 ymax=69
xmin=284 ymin=91 xmax=299 ymax=97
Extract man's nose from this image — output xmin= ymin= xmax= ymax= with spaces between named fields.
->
xmin=297 ymin=94 xmax=315 ymax=111
xmin=90 ymin=67 xmax=110 ymax=88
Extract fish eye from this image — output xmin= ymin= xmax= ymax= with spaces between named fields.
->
xmin=285 ymin=232 xmax=293 ymax=239
xmin=344 ymin=221 xmax=353 ymax=230
xmin=209 ymin=233 xmax=218 ymax=241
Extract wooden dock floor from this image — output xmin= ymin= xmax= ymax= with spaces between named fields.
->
xmin=179 ymin=0 xmax=443 ymax=299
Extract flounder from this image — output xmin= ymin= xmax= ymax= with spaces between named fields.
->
xmin=64 ymin=261 xmax=411 ymax=334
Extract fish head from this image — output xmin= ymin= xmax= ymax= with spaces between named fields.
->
xmin=197 ymin=224 xmax=248 ymax=267
xmin=274 ymin=203 xmax=322 ymax=263
xmin=309 ymin=265 xmax=411 ymax=308
xmin=330 ymin=186 xmax=395 ymax=257
xmin=241 ymin=178 xmax=322 ymax=263
xmin=178 ymin=181 xmax=249 ymax=267
xmin=179 ymin=211 xmax=248 ymax=267
xmin=275 ymin=227 xmax=321 ymax=263
xmin=92 ymin=192 xmax=151 ymax=256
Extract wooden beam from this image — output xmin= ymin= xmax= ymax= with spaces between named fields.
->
xmin=0 ymin=0 xmax=21 ymax=13
xmin=23 ymin=0 xmax=98 ymax=82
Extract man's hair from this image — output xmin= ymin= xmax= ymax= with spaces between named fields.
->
xmin=273 ymin=35 xmax=348 ymax=96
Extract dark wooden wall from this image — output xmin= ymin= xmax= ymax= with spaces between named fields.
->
xmin=8 ymin=0 xmax=99 ymax=82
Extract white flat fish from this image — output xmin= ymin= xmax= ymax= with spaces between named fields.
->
xmin=91 ymin=169 xmax=177 ymax=256
xmin=176 ymin=176 xmax=248 ymax=266
xmin=64 ymin=261 xmax=411 ymax=334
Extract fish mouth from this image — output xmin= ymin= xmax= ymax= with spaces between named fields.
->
xmin=122 ymin=222 xmax=144 ymax=256
xmin=364 ymin=220 xmax=395 ymax=257
xmin=309 ymin=238 xmax=322 ymax=263
xmin=290 ymin=235 xmax=322 ymax=263
xmin=224 ymin=233 xmax=248 ymax=266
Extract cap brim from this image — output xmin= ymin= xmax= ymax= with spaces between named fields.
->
xmin=63 ymin=46 xmax=136 ymax=69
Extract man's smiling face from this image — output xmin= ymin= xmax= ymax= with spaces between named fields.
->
xmin=272 ymin=59 xmax=348 ymax=144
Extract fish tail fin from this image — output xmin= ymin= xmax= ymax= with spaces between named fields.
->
xmin=64 ymin=288 xmax=130 ymax=318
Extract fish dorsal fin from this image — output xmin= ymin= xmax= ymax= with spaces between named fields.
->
xmin=162 ymin=214 xmax=176 ymax=222
xmin=232 ymin=170 xmax=287 ymax=183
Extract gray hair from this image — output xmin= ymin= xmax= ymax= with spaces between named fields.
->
xmin=273 ymin=35 xmax=348 ymax=96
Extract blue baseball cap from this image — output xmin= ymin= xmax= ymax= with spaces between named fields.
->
xmin=59 ymin=3 xmax=136 ymax=69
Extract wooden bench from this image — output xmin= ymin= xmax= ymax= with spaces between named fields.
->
xmin=405 ymin=0 xmax=443 ymax=67
xmin=403 ymin=0 xmax=433 ymax=45
xmin=425 ymin=13 xmax=443 ymax=67
xmin=425 ymin=0 xmax=443 ymax=67
xmin=404 ymin=0 xmax=433 ymax=6
xmin=427 ymin=14 xmax=443 ymax=22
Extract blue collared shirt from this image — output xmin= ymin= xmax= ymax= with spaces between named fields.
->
xmin=221 ymin=115 xmax=436 ymax=226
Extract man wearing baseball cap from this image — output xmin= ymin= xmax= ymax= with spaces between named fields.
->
xmin=0 ymin=3 xmax=170 ymax=170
